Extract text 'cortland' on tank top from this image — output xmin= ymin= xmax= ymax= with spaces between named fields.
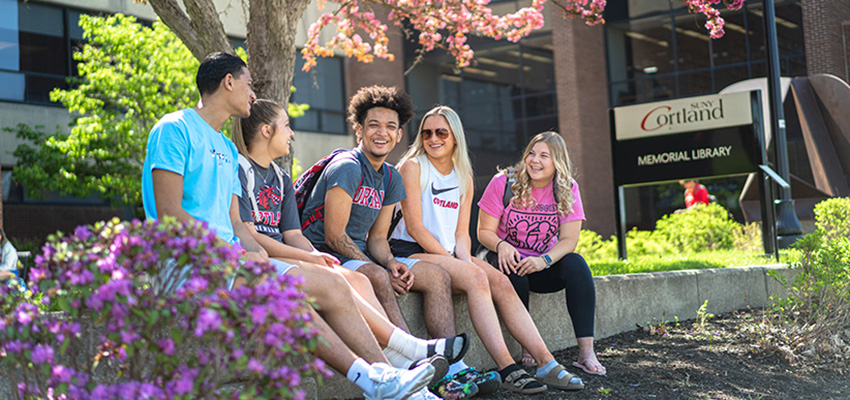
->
xmin=392 ymin=156 xmax=460 ymax=254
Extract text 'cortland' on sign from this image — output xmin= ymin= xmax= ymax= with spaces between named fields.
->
xmin=615 ymin=91 xmax=753 ymax=140
xmin=637 ymin=145 xmax=733 ymax=166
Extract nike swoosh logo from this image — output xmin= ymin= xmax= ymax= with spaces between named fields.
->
xmin=431 ymin=183 xmax=458 ymax=196
xmin=354 ymin=372 xmax=361 ymax=382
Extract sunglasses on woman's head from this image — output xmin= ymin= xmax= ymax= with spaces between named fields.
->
xmin=421 ymin=128 xmax=450 ymax=140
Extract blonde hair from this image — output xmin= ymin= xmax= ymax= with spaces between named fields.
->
xmin=232 ymin=99 xmax=285 ymax=156
xmin=397 ymin=106 xmax=473 ymax=199
xmin=502 ymin=131 xmax=576 ymax=215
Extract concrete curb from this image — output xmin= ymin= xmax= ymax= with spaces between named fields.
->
xmin=317 ymin=264 xmax=795 ymax=399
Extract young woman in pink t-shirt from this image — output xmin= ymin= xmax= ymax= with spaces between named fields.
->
xmin=391 ymin=107 xmax=584 ymax=395
xmin=477 ymin=131 xmax=606 ymax=377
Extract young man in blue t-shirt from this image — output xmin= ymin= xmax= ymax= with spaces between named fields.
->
xmin=142 ymin=53 xmax=436 ymax=399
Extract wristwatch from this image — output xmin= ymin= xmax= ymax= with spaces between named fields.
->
xmin=542 ymin=254 xmax=552 ymax=269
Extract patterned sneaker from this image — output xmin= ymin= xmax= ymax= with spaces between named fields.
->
xmin=451 ymin=368 xmax=502 ymax=397
xmin=429 ymin=375 xmax=478 ymax=400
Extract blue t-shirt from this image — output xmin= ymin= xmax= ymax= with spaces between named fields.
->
xmin=142 ymin=108 xmax=241 ymax=243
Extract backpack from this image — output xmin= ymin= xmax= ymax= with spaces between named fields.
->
xmin=294 ymin=149 xmax=392 ymax=231
xmin=238 ymin=154 xmax=286 ymax=224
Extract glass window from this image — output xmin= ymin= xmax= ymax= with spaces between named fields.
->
xmin=0 ymin=70 xmax=25 ymax=101
xmin=0 ymin=0 xmax=19 ymax=70
xmin=677 ymin=70 xmax=712 ymax=97
xmin=673 ymin=13 xmax=711 ymax=71
xmin=710 ymin=8 xmax=749 ymax=67
xmin=406 ymin=32 xmax=558 ymax=160
xmin=292 ymin=55 xmax=346 ymax=134
xmin=713 ymin=64 xmax=750 ymax=92
xmin=18 ymin=1 xmax=66 ymax=76
xmin=606 ymin=0 xmax=806 ymax=107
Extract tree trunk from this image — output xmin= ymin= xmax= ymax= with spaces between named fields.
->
xmin=247 ymin=0 xmax=310 ymax=175
xmin=146 ymin=0 xmax=231 ymax=61
xmin=144 ymin=0 xmax=307 ymax=175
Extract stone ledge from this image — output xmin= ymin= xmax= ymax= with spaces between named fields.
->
xmin=0 ymin=265 xmax=794 ymax=399
xmin=317 ymin=264 xmax=795 ymax=399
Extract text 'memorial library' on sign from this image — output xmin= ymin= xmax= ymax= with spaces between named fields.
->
xmin=611 ymin=91 xmax=761 ymax=186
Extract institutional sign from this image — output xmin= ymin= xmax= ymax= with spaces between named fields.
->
xmin=611 ymin=91 xmax=761 ymax=186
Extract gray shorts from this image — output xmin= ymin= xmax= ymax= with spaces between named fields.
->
xmin=341 ymin=257 xmax=420 ymax=271
xmin=154 ymin=258 xmax=297 ymax=295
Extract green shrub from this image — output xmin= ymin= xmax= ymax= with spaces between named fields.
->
xmin=576 ymin=230 xmax=617 ymax=261
xmin=653 ymin=203 xmax=739 ymax=252
xmin=732 ymin=222 xmax=762 ymax=253
xmin=625 ymin=228 xmax=674 ymax=257
xmin=813 ymin=197 xmax=850 ymax=241
xmin=761 ymin=198 xmax=850 ymax=368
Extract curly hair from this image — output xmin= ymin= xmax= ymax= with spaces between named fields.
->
xmin=347 ymin=85 xmax=415 ymax=130
xmin=502 ymin=131 xmax=576 ymax=216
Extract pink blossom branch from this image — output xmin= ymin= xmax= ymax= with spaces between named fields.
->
xmin=302 ymin=0 xmax=746 ymax=71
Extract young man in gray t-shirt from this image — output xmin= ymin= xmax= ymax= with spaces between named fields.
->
xmin=301 ymin=87 xmax=474 ymax=386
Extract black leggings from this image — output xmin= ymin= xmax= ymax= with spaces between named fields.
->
xmin=483 ymin=251 xmax=596 ymax=338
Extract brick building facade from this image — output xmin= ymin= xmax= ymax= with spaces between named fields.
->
xmin=801 ymin=0 xmax=850 ymax=81
xmin=3 ymin=0 xmax=849 ymax=242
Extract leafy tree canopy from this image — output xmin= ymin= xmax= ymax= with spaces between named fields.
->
xmin=9 ymin=14 xmax=306 ymax=208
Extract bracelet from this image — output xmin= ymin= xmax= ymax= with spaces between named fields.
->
xmin=496 ymin=240 xmax=505 ymax=251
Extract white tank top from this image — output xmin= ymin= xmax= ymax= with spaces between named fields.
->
xmin=392 ymin=157 xmax=460 ymax=254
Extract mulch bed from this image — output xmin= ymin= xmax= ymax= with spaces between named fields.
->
xmin=483 ymin=308 xmax=850 ymax=400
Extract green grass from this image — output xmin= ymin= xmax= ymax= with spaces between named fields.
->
xmin=587 ymin=249 xmax=797 ymax=276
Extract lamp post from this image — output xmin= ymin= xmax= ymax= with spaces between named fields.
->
xmin=763 ymin=0 xmax=802 ymax=247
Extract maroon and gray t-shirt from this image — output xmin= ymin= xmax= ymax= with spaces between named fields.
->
xmin=301 ymin=148 xmax=406 ymax=252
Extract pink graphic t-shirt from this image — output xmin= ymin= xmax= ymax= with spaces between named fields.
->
xmin=478 ymin=172 xmax=585 ymax=258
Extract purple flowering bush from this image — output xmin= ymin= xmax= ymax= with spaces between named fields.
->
xmin=0 ymin=217 xmax=327 ymax=399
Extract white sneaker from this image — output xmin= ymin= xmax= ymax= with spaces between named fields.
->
xmin=366 ymin=362 xmax=435 ymax=400
xmin=406 ymin=387 xmax=442 ymax=400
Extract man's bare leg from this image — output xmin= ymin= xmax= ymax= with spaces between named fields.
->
xmin=357 ymin=263 xmax=411 ymax=332
xmin=337 ymin=266 xmax=391 ymax=320
xmin=407 ymin=261 xmax=456 ymax=338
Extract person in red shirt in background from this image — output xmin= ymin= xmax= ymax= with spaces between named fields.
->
xmin=680 ymin=179 xmax=710 ymax=209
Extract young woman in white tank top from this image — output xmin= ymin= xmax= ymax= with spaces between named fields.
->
xmin=391 ymin=154 xmax=460 ymax=254
xmin=391 ymin=106 xmax=586 ymax=396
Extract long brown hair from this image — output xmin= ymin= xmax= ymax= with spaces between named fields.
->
xmin=232 ymin=99 xmax=285 ymax=155
xmin=502 ymin=131 xmax=576 ymax=215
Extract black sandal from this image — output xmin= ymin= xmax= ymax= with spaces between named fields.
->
xmin=427 ymin=333 xmax=470 ymax=364
xmin=410 ymin=354 xmax=449 ymax=386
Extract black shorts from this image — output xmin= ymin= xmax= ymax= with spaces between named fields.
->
xmin=389 ymin=239 xmax=425 ymax=258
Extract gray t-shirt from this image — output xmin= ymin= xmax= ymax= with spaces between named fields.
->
xmin=238 ymin=158 xmax=299 ymax=242
xmin=301 ymin=148 xmax=405 ymax=251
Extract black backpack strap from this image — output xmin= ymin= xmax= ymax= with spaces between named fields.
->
xmin=503 ymin=169 xmax=561 ymax=208
xmin=502 ymin=169 xmax=515 ymax=207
